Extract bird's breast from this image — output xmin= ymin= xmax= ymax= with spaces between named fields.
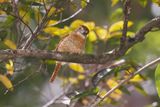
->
xmin=57 ymin=33 xmax=86 ymax=53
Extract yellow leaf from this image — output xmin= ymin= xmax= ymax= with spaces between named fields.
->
xmin=78 ymin=74 xmax=85 ymax=80
xmin=53 ymin=26 xmax=70 ymax=36
xmin=47 ymin=20 xmax=57 ymax=26
xmin=106 ymin=79 xmax=122 ymax=99
xmin=69 ymin=63 xmax=85 ymax=73
xmin=68 ymin=77 xmax=78 ymax=84
xmin=98 ymin=89 xmax=107 ymax=98
xmin=70 ymin=19 xmax=85 ymax=29
xmin=3 ymin=39 xmax=17 ymax=49
xmin=5 ymin=60 xmax=14 ymax=76
xmin=44 ymin=26 xmax=70 ymax=37
xmin=130 ymin=75 xmax=143 ymax=82
xmin=44 ymin=27 xmax=59 ymax=35
xmin=111 ymin=0 xmax=119 ymax=6
xmin=81 ymin=0 xmax=88 ymax=8
xmin=110 ymin=31 xmax=135 ymax=38
xmin=0 ymin=74 xmax=13 ymax=91
xmin=95 ymin=27 xmax=108 ymax=40
xmin=109 ymin=21 xmax=133 ymax=33
xmin=83 ymin=21 xmax=95 ymax=31
xmin=88 ymin=31 xmax=97 ymax=42
xmin=19 ymin=10 xmax=30 ymax=24
xmin=47 ymin=7 xmax=56 ymax=17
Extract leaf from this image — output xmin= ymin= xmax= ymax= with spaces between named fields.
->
xmin=0 ymin=74 xmax=13 ymax=91
xmin=68 ymin=77 xmax=78 ymax=84
xmin=70 ymin=20 xmax=85 ymax=29
xmin=5 ymin=60 xmax=14 ymax=76
xmin=138 ymin=0 xmax=148 ymax=7
xmin=111 ymin=0 xmax=119 ymax=6
xmin=3 ymin=39 xmax=16 ymax=49
xmin=73 ymin=87 xmax=99 ymax=100
xmin=110 ymin=31 xmax=135 ymax=38
xmin=109 ymin=21 xmax=133 ymax=33
xmin=92 ymin=68 xmax=113 ymax=86
xmin=19 ymin=10 xmax=30 ymax=24
xmin=152 ymin=0 xmax=160 ymax=6
xmin=88 ymin=31 xmax=97 ymax=42
xmin=47 ymin=7 xmax=56 ymax=17
xmin=106 ymin=79 xmax=122 ymax=99
xmin=81 ymin=0 xmax=88 ymax=8
xmin=155 ymin=64 xmax=160 ymax=98
xmin=83 ymin=21 xmax=95 ymax=31
xmin=130 ymin=75 xmax=143 ymax=82
xmin=110 ymin=8 xmax=123 ymax=20
xmin=78 ymin=74 xmax=85 ymax=80
xmin=69 ymin=63 xmax=85 ymax=73
xmin=95 ymin=27 xmax=108 ymax=40
xmin=132 ymin=82 xmax=147 ymax=96
xmin=119 ymin=86 xmax=131 ymax=95
xmin=47 ymin=20 xmax=57 ymax=26
xmin=44 ymin=26 xmax=70 ymax=36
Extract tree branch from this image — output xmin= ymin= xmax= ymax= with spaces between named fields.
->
xmin=90 ymin=57 xmax=160 ymax=107
xmin=118 ymin=16 xmax=160 ymax=55
xmin=120 ymin=0 xmax=131 ymax=49
xmin=0 ymin=17 xmax=160 ymax=64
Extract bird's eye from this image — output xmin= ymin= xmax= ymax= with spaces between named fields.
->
xmin=79 ymin=25 xmax=89 ymax=35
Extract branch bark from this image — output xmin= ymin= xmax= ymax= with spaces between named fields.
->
xmin=0 ymin=17 xmax=160 ymax=64
xmin=120 ymin=0 xmax=131 ymax=49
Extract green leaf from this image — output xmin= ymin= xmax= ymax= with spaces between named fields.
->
xmin=81 ymin=0 xmax=88 ymax=8
xmin=138 ymin=0 xmax=148 ymax=7
xmin=155 ymin=64 xmax=160 ymax=98
xmin=110 ymin=8 xmax=123 ymax=21
xmin=73 ymin=87 xmax=99 ymax=100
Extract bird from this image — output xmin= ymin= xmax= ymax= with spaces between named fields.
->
xmin=49 ymin=25 xmax=89 ymax=82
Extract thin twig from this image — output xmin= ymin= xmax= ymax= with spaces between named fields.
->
xmin=48 ymin=8 xmax=83 ymax=27
xmin=90 ymin=57 xmax=160 ymax=107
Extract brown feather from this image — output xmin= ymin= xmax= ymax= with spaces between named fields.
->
xmin=49 ymin=63 xmax=62 ymax=82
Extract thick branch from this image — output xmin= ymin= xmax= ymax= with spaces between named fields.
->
xmin=0 ymin=17 xmax=160 ymax=64
xmin=0 ymin=50 xmax=116 ymax=64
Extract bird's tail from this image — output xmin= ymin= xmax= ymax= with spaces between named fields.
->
xmin=49 ymin=63 xmax=62 ymax=82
